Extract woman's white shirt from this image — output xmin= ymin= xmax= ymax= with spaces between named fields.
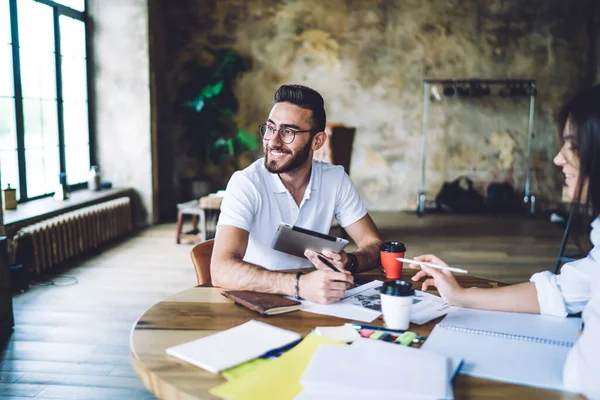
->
xmin=530 ymin=217 xmax=600 ymax=317
xmin=563 ymin=274 xmax=600 ymax=399
xmin=529 ymin=217 xmax=600 ymax=398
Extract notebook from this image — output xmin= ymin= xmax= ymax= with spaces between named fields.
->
xmin=421 ymin=308 xmax=582 ymax=391
xmin=165 ymin=320 xmax=301 ymax=374
xmin=222 ymin=290 xmax=302 ymax=315
xmin=299 ymin=338 xmax=459 ymax=399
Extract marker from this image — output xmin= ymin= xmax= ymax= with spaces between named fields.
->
xmin=396 ymin=257 xmax=468 ymax=274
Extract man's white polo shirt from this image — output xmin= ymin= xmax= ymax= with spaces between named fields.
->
xmin=217 ymin=158 xmax=367 ymax=270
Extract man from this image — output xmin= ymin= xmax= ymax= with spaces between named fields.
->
xmin=211 ymin=84 xmax=382 ymax=304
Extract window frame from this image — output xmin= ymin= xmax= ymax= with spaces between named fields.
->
xmin=7 ymin=0 xmax=94 ymax=202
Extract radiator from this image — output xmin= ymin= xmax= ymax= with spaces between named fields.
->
xmin=12 ymin=197 xmax=133 ymax=276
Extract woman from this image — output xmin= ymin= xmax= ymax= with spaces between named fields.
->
xmin=411 ymin=85 xmax=600 ymax=398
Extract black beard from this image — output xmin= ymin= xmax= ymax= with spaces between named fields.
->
xmin=264 ymin=140 xmax=312 ymax=174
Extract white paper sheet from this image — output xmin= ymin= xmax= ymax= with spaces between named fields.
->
xmin=165 ymin=320 xmax=301 ymax=373
xmin=338 ymin=280 xmax=453 ymax=325
xmin=298 ymin=299 xmax=381 ymax=322
xmin=299 ymin=339 xmax=454 ymax=399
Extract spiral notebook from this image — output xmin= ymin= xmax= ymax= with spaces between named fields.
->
xmin=422 ymin=308 xmax=582 ymax=392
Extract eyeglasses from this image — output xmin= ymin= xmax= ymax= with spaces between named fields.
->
xmin=259 ymin=124 xmax=316 ymax=144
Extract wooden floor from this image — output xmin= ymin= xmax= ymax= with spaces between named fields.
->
xmin=0 ymin=212 xmax=570 ymax=399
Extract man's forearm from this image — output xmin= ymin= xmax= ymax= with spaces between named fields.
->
xmin=212 ymin=258 xmax=295 ymax=295
xmin=453 ymin=282 xmax=541 ymax=313
xmin=353 ymin=239 xmax=383 ymax=272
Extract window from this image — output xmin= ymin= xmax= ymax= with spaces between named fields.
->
xmin=0 ymin=0 xmax=91 ymax=201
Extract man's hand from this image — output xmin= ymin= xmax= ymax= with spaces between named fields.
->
xmin=304 ymin=249 xmax=350 ymax=272
xmin=298 ymin=270 xmax=354 ymax=304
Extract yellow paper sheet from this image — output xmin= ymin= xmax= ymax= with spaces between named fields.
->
xmin=210 ymin=334 xmax=345 ymax=400
xmin=222 ymin=358 xmax=271 ymax=381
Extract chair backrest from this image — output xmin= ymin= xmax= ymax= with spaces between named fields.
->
xmin=190 ymin=239 xmax=214 ymax=286
xmin=313 ymin=123 xmax=356 ymax=175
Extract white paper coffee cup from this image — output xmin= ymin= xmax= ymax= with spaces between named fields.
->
xmin=380 ymin=280 xmax=415 ymax=330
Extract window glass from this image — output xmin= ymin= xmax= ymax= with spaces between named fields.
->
xmin=53 ymin=0 xmax=85 ymax=12
xmin=63 ymin=100 xmax=89 ymax=184
xmin=20 ymin=50 xmax=56 ymax=100
xmin=25 ymin=146 xmax=59 ymax=197
xmin=0 ymin=98 xmax=17 ymax=152
xmin=59 ymin=15 xmax=85 ymax=58
xmin=0 ymin=45 xmax=14 ymax=98
xmin=23 ymin=98 xmax=60 ymax=197
xmin=1 ymin=1 xmax=11 ymax=44
xmin=61 ymin=56 xmax=87 ymax=101
xmin=17 ymin=0 xmax=54 ymax=52
xmin=0 ymin=149 xmax=20 ymax=198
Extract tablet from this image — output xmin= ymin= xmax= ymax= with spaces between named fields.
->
xmin=271 ymin=222 xmax=349 ymax=259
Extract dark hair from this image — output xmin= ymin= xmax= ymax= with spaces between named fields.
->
xmin=273 ymin=84 xmax=326 ymax=132
xmin=557 ymin=84 xmax=600 ymax=218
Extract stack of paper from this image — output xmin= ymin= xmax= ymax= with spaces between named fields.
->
xmin=298 ymin=338 xmax=460 ymax=399
xmin=165 ymin=320 xmax=301 ymax=373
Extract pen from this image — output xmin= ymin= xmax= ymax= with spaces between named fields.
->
xmin=258 ymin=338 xmax=302 ymax=358
xmin=317 ymin=255 xmax=359 ymax=287
xmin=395 ymin=257 xmax=469 ymax=274
xmin=347 ymin=323 xmax=406 ymax=334
xmin=317 ymin=256 xmax=360 ymax=287
xmin=318 ymin=255 xmax=340 ymax=272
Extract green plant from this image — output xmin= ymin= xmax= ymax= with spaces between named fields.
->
xmin=178 ymin=47 xmax=257 ymax=174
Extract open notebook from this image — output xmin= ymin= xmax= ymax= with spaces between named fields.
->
xmin=422 ymin=308 xmax=582 ymax=392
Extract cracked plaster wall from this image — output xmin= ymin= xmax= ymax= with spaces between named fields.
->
xmin=158 ymin=0 xmax=597 ymax=211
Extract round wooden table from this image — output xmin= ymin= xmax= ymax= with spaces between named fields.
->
xmin=130 ymin=269 xmax=582 ymax=400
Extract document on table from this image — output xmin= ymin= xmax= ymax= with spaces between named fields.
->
xmin=295 ymin=280 xmax=451 ymax=324
xmin=297 ymin=338 xmax=458 ymax=399
xmin=297 ymin=297 xmax=381 ymax=322
xmin=339 ymin=280 xmax=453 ymax=324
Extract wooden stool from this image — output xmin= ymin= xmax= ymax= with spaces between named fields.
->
xmin=175 ymin=195 xmax=223 ymax=244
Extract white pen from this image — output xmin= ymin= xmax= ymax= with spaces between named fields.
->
xmin=395 ymin=257 xmax=469 ymax=274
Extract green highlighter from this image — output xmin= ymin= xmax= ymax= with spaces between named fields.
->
xmin=395 ymin=331 xmax=418 ymax=346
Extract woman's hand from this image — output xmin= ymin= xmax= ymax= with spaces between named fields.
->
xmin=410 ymin=254 xmax=465 ymax=305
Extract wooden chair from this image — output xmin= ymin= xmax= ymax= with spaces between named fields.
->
xmin=313 ymin=123 xmax=356 ymax=175
xmin=190 ymin=239 xmax=214 ymax=286
xmin=313 ymin=123 xmax=356 ymax=239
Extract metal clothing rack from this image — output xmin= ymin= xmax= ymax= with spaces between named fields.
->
xmin=416 ymin=79 xmax=537 ymax=216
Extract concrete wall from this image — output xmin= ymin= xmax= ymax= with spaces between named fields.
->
xmin=153 ymin=0 xmax=598 ymax=212
xmin=88 ymin=0 xmax=154 ymax=225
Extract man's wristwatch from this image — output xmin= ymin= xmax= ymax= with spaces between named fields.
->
xmin=346 ymin=253 xmax=359 ymax=275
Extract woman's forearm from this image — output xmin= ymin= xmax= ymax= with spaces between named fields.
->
xmin=452 ymin=282 xmax=541 ymax=314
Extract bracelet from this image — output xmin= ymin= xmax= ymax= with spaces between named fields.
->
xmin=293 ymin=272 xmax=303 ymax=300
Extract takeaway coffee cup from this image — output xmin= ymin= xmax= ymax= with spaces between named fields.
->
xmin=380 ymin=279 xmax=415 ymax=330
xmin=380 ymin=241 xmax=407 ymax=279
